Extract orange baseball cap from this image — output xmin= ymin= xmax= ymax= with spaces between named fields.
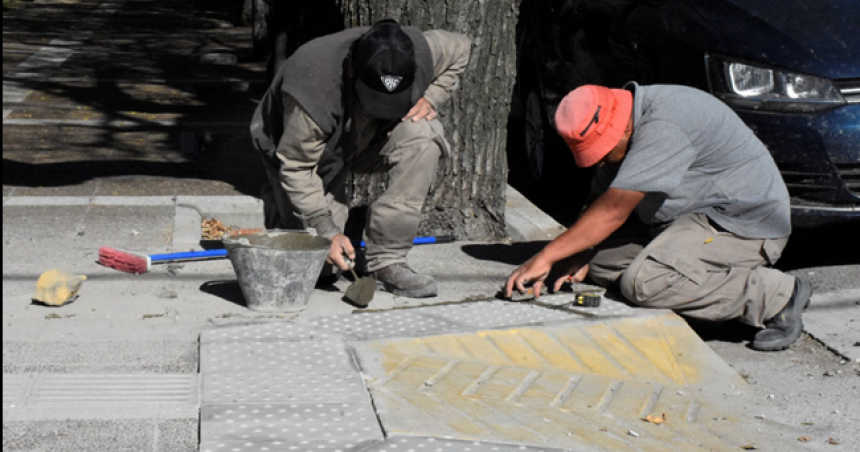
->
xmin=554 ymin=85 xmax=633 ymax=167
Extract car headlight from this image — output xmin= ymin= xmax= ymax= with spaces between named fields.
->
xmin=706 ymin=54 xmax=845 ymax=112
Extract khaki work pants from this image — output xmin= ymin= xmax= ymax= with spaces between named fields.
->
xmin=261 ymin=118 xmax=446 ymax=272
xmin=589 ymin=213 xmax=796 ymax=327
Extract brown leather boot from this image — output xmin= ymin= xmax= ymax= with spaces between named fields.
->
xmin=373 ymin=263 xmax=437 ymax=298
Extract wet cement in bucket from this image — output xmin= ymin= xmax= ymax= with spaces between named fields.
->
xmin=223 ymin=230 xmax=331 ymax=312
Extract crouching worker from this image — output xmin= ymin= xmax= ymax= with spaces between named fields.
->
xmin=504 ymin=83 xmax=812 ymax=351
xmin=251 ymin=20 xmax=471 ymax=299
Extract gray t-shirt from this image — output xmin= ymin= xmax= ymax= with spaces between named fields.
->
xmin=593 ymin=82 xmax=791 ymax=239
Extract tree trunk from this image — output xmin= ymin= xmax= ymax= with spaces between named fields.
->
xmin=340 ymin=0 xmax=520 ymax=240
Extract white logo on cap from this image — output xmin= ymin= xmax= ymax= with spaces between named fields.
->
xmin=381 ymin=75 xmax=402 ymax=92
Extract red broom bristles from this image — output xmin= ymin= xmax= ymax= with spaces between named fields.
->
xmin=98 ymin=247 xmax=150 ymax=274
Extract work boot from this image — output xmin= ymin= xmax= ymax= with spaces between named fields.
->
xmin=373 ymin=263 xmax=437 ymax=298
xmin=751 ymin=277 xmax=813 ymax=351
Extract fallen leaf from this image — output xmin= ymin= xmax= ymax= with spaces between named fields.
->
xmin=798 ymin=436 xmax=812 ymax=442
xmin=827 ymin=438 xmax=840 ymax=445
xmin=643 ymin=414 xmax=666 ymax=425
xmin=599 ymin=427 xmax=608 ymax=432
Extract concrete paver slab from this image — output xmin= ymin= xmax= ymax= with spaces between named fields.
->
xmin=200 ymin=403 xmax=383 ymax=443
xmin=355 ymin=312 xmax=801 ymax=451
xmin=202 ymin=369 xmax=369 ymax=406
xmin=2 ymin=373 xmax=198 ymax=420
xmin=199 ymin=305 xmax=804 ymax=451
xmin=3 ymin=418 xmax=196 ymax=452
xmin=199 ymin=438 xmax=382 ymax=452
xmin=201 ymin=320 xmax=343 ymax=344
xmin=803 ymin=288 xmax=860 ymax=361
xmin=200 ymin=340 xmax=354 ymax=374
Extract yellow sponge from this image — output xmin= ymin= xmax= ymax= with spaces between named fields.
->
xmin=32 ymin=269 xmax=87 ymax=306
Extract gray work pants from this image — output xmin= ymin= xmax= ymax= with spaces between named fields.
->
xmin=589 ymin=213 xmax=795 ymax=327
xmin=261 ymin=118 xmax=446 ymax=272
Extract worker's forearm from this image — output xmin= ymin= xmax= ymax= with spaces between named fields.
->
xmin=276 ymin=93 xmax=339 ymax=238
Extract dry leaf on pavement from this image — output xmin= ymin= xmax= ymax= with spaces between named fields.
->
xmin=643 ymin=414 xmax=667 ymax=424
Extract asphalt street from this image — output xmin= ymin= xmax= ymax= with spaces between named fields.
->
xmin=3 ymin=0 xmax=859 ymax=451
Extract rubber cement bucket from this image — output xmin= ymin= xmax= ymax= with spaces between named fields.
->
xmin=223 ymin=229 xmax=331 ymax=312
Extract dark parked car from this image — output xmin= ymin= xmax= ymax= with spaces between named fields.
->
xmin=510 ymin=0 xmax=860 ymax=227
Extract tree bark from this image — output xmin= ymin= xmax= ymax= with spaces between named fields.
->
xmin=340 ymin=0 xmax=520 ymax=240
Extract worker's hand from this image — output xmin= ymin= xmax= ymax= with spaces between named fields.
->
xmin=327 ymin=233 xmax=356 ymax=271
xmin=504 ymin=254 xmax=553 ymax=299
xmin=403 ymin=97 xmax=437 ymax=122
xmin=551 ymin=253 xmax=591 ymax=293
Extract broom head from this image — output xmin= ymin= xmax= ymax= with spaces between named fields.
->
xmin=98 ymin=247 xmax=151 ymax=274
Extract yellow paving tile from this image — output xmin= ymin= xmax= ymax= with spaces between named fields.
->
xmin=357 ymin=313 xmax=798 ymax=451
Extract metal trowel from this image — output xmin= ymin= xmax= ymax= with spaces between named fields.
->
xmin=343 ymin=257 xmax=375 ymax=307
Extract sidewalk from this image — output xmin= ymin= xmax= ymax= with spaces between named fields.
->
xmin=0 ymin=189 xmax=817 ymax=451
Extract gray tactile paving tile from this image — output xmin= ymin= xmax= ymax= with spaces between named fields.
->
xmin=29 ymin=374 xmax=198 ymax=406
xmin=365 ymin=437 xmax=566 ymax=451
xmin=2 ymin=374 xmax=198 ymax=407
xmin=201 ymin=322 xmax=342 ymax=344
xmin=301 ymin=310 xmax=465 ymax=340
xmin=200 ymin=340 xmax=353 ymax=373
xmin=3 ymin=374 xmax=28 ymax=408
xmin=199 ymin=438 xmax=381 ymax=452
xmin=449 ymin=301 xmax=580 ymax=329
xmin=302 ymin=301 xmax=586 ymax=341
xmin=202 ymin=370 xmax=368 ymax=405
xmin=201 ymin=403 xmax=383 ymax=442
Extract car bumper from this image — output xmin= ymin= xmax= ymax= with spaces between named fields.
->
xmin=736 ymin=102 xmax=860 ymax=225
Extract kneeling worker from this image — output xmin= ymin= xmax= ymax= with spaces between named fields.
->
xmin=251 ymin=20 xmax=471 ymax=299
xmin=504 ymin=83 xmax=811 ymax=351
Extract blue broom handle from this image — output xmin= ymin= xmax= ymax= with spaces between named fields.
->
xmin=150 ymin=235 xmax=455 ymax=262
xmin=357 ymin=235 xmax=455 ymax=248
xmin=150 ymin=249 xmax=227 ymax=262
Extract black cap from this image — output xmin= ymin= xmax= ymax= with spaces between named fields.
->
xmin=353 ymin=19 xmax=416 ymax=119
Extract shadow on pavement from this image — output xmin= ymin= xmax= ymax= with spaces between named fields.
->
xmin=683 ymin=317 xmax=759 ymax=344
xmin=460 ymin=242 xmax=548 ymax=265
xmin=777 ymin=223 xmax=860 ymax=270
xmin=3 ymin=0 xmax=268 ymax=197
xmin=199 ymin=279 xmax=247 ymax=307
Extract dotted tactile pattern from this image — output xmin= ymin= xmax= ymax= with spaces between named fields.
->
xmin=199 ymin=438 xmax=381 ymax=452
xmin=199 ymin=318 xmax=384 ymax=450
xmin=451 ymin=302 xmax=580 ymax=330
xmin=200 ymin=340 xmax=353 ymax=373
xmin=201 ymin=322 xmax=341 ymax=344
xmin=364 ymin=436 xmax=566 ymax=451
xmin=301 ymin=301 xmax=587 ymax=341
xmin=201 ymin=403 xmax=383 ymax=442
xmin=301 ymin=310 xmax=464 ymax=341
xmin=202 ymin=370 xmax=368 ymax=405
